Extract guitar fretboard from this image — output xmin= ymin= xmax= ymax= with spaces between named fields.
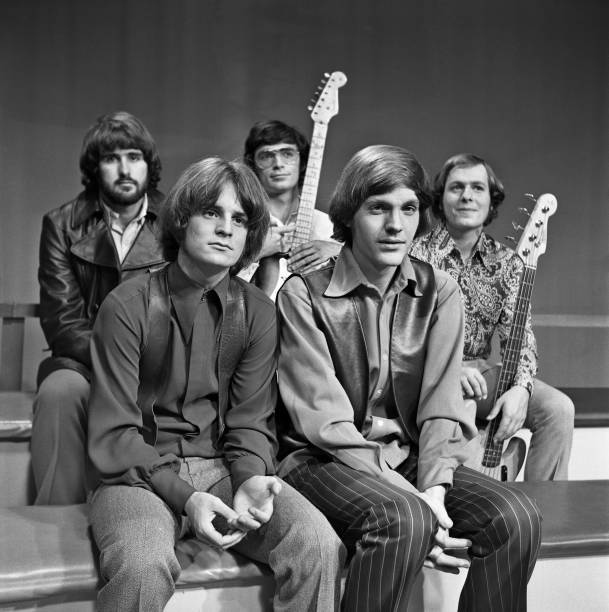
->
xmin=289 ymin=122 xmax=328 ymax=249
xmin=482 ymin=264 xmax=536 ymax=468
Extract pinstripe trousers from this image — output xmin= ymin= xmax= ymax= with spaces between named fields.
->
xmin=284 ymin=459 xmax=542 ymax=612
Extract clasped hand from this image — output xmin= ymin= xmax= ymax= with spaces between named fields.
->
xmin=184 ymin=475 xmax=281 ymax=550
xmin=419 ymin=485 xmax=471 ymax=574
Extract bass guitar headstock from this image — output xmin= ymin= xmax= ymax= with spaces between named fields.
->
xmin=307 ymin=71 xmax=347 ymax=125
xmin=508 ymin=193 xmax=557 ymax=269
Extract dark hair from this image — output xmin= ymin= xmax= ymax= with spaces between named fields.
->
xmin=159 ymin=157 xmax=270 ymax=274
xmin=432 ymin=153 xmax=505 ymax=226
xmin=243 ymin=120 xmax=310 ymax=189
xmin=79 ymin=111 xmax=161 ymax=192
xmin=329 ymin=145 xmax=432 ymax=245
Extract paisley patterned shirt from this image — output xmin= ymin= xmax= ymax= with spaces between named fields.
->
xmin=410 ymin=223 xmax=537 ymax=393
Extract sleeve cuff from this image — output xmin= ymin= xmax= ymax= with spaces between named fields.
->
xmin=148 ymin=467 xmax=196 ymax=515
xmin=229 ymin=454 xmax=269 ymax=493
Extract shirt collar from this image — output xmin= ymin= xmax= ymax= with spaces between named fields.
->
xmin=102 ymin=194 xmax=148 ymax=229
xmin=325 ymin=246 xmax=421 ymax=298
xmin=431 ymin=223 xmax=494 ymax=269
xmin=167 ymin=260 xmax=229 ymax=341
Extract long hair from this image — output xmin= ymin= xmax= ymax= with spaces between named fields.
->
xmin=159 ymin=157 xmax=270 ymax=274
xmin=329 ymin=145 xmax=432 ymax=245
xmin=79 ymin=111 xmax=161 ymax=192
xmin=243 ymin=120 xmax=310 ymax=189
xmin=432 ymin=153 xmax=505 ymax=226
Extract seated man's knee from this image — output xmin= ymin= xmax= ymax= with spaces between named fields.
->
xmin=100 ymin=527 xmax=180 ymax=584
xmin=491 ymin=488 xmax=542 ymax=548
xmin=557 ymin=392 xmax=575 ymax=425
xmin=368 ymin=495 xmax=435 ymax=549
xmin=34 ymin=369 xmax=89 ymax=421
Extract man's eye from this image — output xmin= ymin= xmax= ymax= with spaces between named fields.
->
xmin=233 ymin=216 xmax=247 ymax=227
xmin=282 ymin=149 xmax=297 ymax=159
xmin=258 ymin=153 xmax=272 ymax=163
xmin=202 ymin=209 xmax=218 ymax=218
xmin=101 ymin=155 xmax=117 ymax=163
xmin=129 ymin=153 xmax=143 ymax=162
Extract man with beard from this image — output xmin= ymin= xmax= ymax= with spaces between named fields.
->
xmin=32 ymin=111 xmax=166 ymax=504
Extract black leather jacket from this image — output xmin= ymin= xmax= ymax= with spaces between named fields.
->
xmin=37 ymin=189 xmax=166 ymax=383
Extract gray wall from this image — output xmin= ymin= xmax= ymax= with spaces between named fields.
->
xmin=1 ymin=0 xmax=607 ymax=388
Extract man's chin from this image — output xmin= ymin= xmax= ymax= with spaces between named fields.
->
xmin=102 ymin=187 xmax=146 ymax=207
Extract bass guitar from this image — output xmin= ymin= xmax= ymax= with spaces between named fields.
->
xmin=256 ymin=70 xmax=347 ymax=300
xmin=464 ymin=193 xmax=557 ymax=481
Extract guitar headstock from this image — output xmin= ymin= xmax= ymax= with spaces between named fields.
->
xmin=308 ymin=71 xmax=347 ymax=125
xmin=515 ymin=193 xmax=557 ymax=268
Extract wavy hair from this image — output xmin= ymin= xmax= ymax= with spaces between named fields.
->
xmin=432 ymin=153 xmax=505 ymax=226
xmin=243 ymin=120 xmax=310 ymax=189
xmin=329 ymin=145 xmax=432 ymax=245
xmin=79 ymin=111 xmax=161 ymax=192
xmin=159 ymin=157 xmax=270 ymax=274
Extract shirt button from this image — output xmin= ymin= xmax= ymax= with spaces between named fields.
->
xmin=376 ymin=389 xmax=382 ymax=395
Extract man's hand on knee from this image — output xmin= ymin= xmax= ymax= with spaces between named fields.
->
xmin=232 ymin=475 xmax=282 ymax=530
xmin=184 ymin=491 xmax=246 ymax=549
xmin=420 ymin=485 xmax=471 ymax=573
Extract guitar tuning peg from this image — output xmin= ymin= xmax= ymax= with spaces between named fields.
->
xmin=324 ymin=72 xmax=330 ymax=77
xmin=524 ymin=193 xmax=537 ymax=202
xmin=307 ymin=105 xmax=313 ymax=111
xmin=512 ymin=222 xmax=524 ymax=231
xmin=518 ymin=207 xmax=530 ymax=216
xmin=504 ymin=235 xmax=517 ymax=244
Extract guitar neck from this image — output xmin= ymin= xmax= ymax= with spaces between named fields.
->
xmin=483 ymin=264 xmax=536 ymax=465
xmin=292 ymin=122 xmax=328 ymax=247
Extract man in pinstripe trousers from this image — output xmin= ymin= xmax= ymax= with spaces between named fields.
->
xmin=275 ymin=145 xmax=542 ymax=611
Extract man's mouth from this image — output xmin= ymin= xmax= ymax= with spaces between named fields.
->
xmin=209 ymin=242 xmax=232 ymax=251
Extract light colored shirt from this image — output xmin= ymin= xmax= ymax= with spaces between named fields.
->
xmin=276 ymin=246 xmax=477 ymax=491
xmin=102 ymin=195 xmax=148 ymax=263
xmin=410 ymin=223 xmax=537 ymax=393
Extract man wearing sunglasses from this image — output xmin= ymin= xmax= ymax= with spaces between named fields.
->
xmin=242 ymin=120 xmax=341 ymax=297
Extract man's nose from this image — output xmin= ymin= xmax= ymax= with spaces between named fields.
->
xmin=461 ymin=185 xmax=473 ymax=200
xmin=216 ymin=215 xmax=233 ymax=235
xmin=118 ymin=156 xmax=130 ymax=176
xmin=386 ymin=209 xmax=403 ymax=232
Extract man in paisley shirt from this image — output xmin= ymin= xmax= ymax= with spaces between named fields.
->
xmin=411 ymin=153 xmax=573 ymax=481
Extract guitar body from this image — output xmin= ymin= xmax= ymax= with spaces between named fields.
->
xmin=255 ymin=256 xmax=289 ymax=301
xmin=463 ymin=365 xmax=527 ymax=481
xmin=464 ymin=433 xmax=527 ymax=482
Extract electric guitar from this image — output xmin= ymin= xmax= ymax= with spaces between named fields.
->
xmin=464 ymin=193 xmax=558 ymax=481
xmin=256 ymin=71 xmax=347 ymax=300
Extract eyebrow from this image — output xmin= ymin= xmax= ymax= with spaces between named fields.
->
xmin=257 ymin=145 xmax=298 ymax=153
